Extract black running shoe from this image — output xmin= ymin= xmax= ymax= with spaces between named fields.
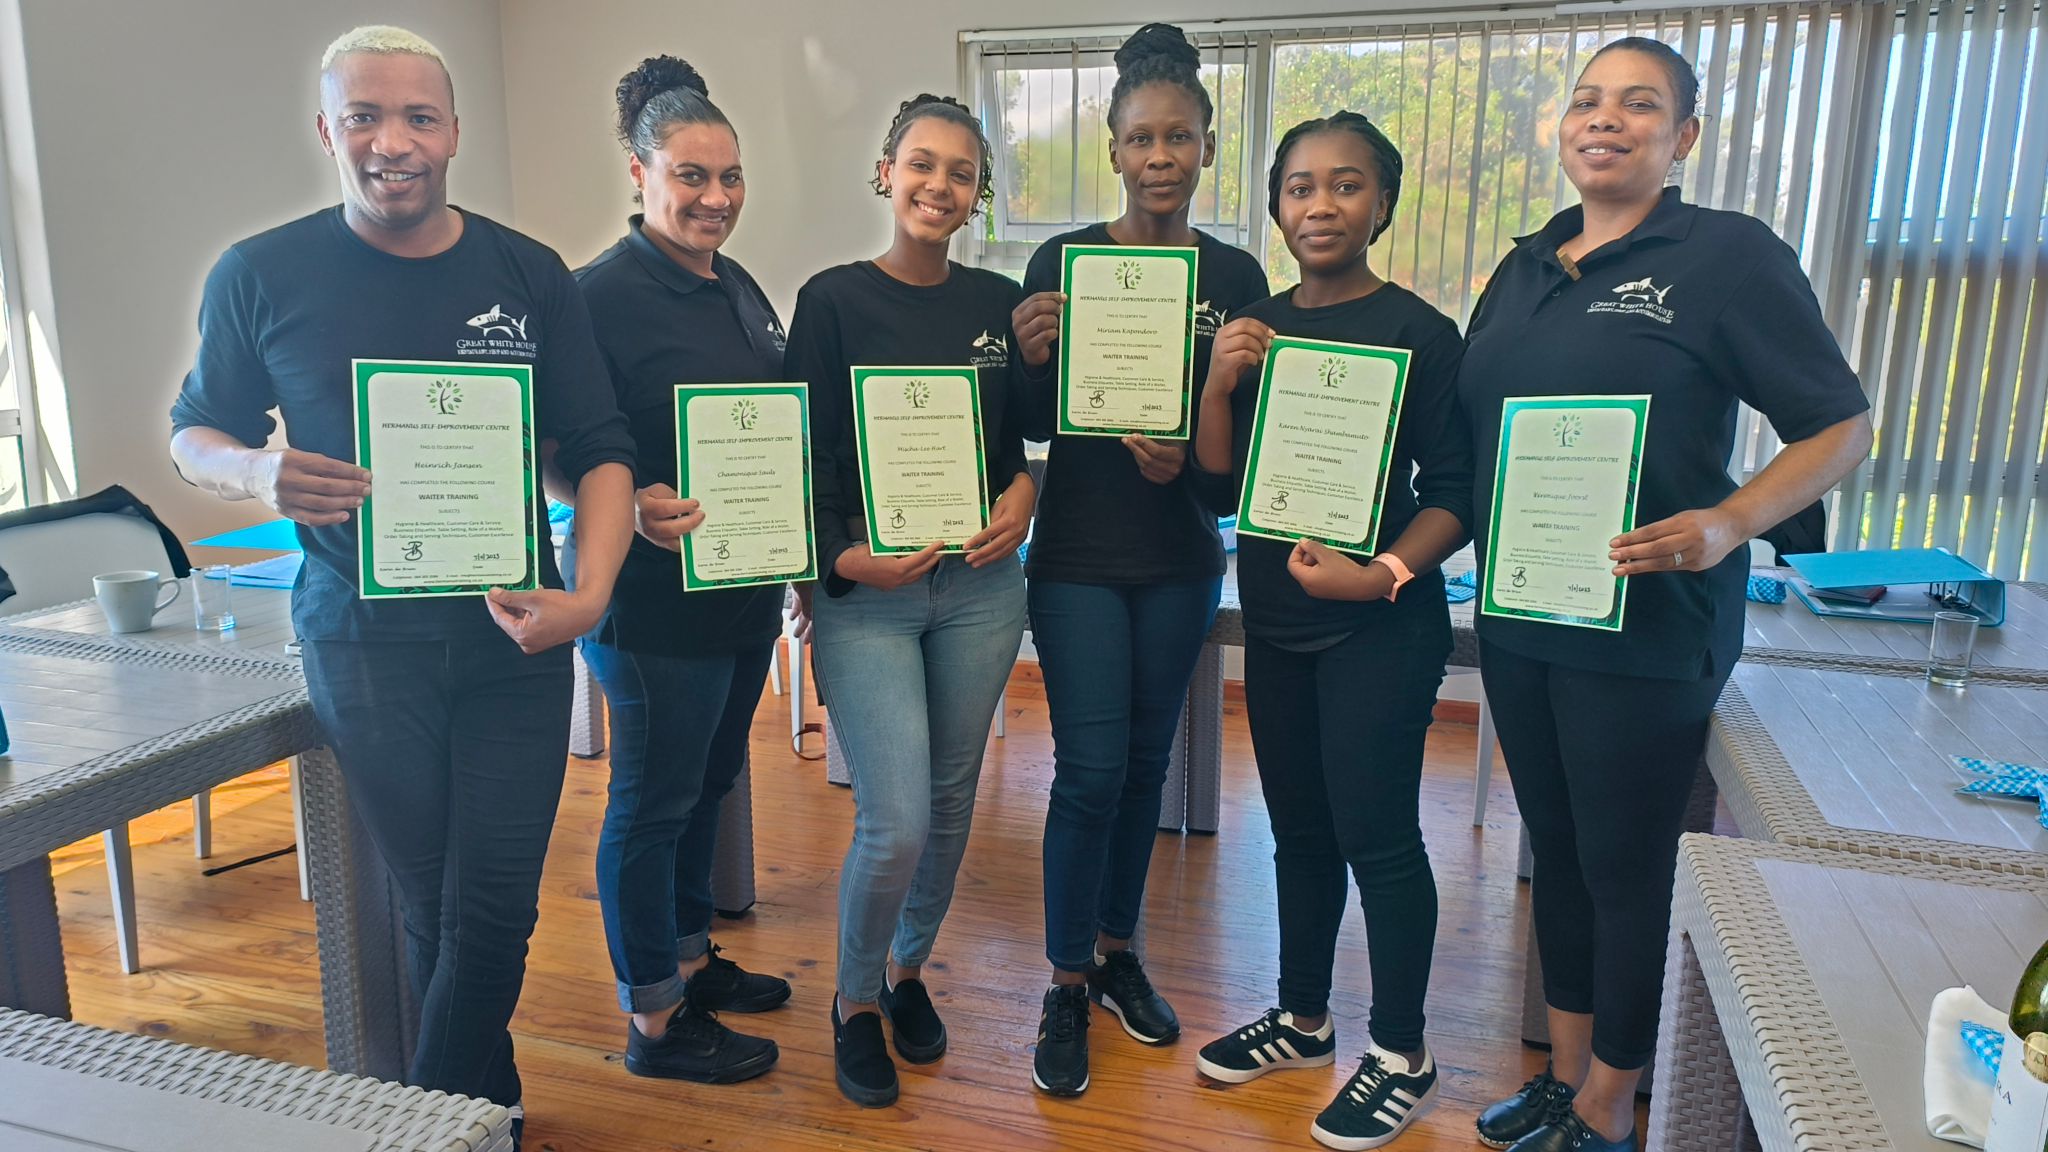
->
xmin=1196 ymin=1008 xmax=1337 ymax=1084
xmin=1504 ymin=1112 xmax=1637 ymax=1152
xmin=877 ymin=977 xmax=947 ymax=1063
xmin=1086 ymin=949 xmax=1179 ymax=1044
xmin=623 ymin=1000 xmax=778 ymax=1083
xmin=1310 ymin=1045 xmax=1440 ymax=1151
xmin=831 ymin=1001 xmax=898 ymax=1108
xmin=1477 ymin=1067 xmax=1576 ymax=1148
xmin=1032 ymin=983 xmax=1092 ymax=1096
xmin=684 ymin=945 xmax=792 ymax=1014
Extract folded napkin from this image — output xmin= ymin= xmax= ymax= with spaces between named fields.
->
xmin=1746 ymin=574 xmax=1787 ymax=603
xmin=1446 ymin=570 xmax=1477 ymax=604
xmin=1929 ymin=986 xmax=2004 ymax=1147
xmin=1955 ymin=757 xmax=2048 ymax=830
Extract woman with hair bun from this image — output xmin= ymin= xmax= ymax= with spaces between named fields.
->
xmin=567 ymin=53 xmax=791 ymax=1086
xmin=1188 ymin=111 xmax=1469 ymax=1151
xmin=783 ymin=94 xmax=1034 ymax=1109
xmin=1008 ymin=22 xmax=1269 ymax=1099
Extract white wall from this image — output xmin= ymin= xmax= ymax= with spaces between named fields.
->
xmin=8 ymin=0 xmax=513 ymax=539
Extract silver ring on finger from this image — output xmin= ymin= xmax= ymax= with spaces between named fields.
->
xmin=1672 ymin=550 xmax=1684 ymax=567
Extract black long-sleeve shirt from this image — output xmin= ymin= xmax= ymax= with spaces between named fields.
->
xmin=783 ymin=260 xmax=1029 ymax=596
xmin=1013 ymin=224 xmax=1270 ymax=585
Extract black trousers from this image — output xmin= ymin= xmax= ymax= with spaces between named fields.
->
xmin=1478 ymin=639 xmax=1730 ymax=1070
xmin=1242 ymin=594 xmax=1449 ymax=1053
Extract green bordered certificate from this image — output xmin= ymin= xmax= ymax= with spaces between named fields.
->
xmin=1236 ymin=336 xmax=1411 ymax=556
xmin=674 ymin=382 xmax=817 ymax=591
xmin=1482 ymin=395 xmax=1651 ymax=631
xmin=1057 ymin=244 xmax=1198 ymax=439
xmin=352 ymin=359 xmax=539 ymax=599
xmin=850 ymin=366 xmax=989 ymax=555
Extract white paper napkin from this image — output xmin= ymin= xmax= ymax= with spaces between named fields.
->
xmin=1929 ymin=986 xmax=2004 ymax=1148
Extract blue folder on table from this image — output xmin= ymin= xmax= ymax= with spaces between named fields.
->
xmin=1783 ymin=547 xmax=2005 ymax=626
xmin=193 ymin=518 xmax=302 ymax=553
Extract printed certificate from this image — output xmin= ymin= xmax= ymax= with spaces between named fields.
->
xmin=850 ymin=366 xmax=988 ymax=555
xmin=1235 ymin=336 xmax=1410 ymax=555
xmin=674 ymin=382 xmax=816 ymax=591
xmin=1058 ymin=244 xmax=1198 ymax=438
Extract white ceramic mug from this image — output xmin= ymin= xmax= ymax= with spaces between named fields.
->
xmin=93 ymin=569 xmax=180 ymax=633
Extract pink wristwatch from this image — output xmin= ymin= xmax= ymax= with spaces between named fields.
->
xmin=1368 ymin=553 xmax=1414 ymax=602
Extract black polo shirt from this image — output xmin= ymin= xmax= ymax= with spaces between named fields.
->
xmin=1013 ymin=224 xmax=1271 ymax=586
xmin=170 ymin=206 xmax=635 ymax=643
xmin=570 ymin=218 xmax=789 ymax=657
xmin=783 ymin=260 xmax=1031 ymax=597
xmin=1459 ymin=187 xmax=1869 ymax=680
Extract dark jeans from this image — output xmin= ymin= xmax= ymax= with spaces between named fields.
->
xmin=1242 ymin=596 xmax=1448 ymax=1054
xmin=301 ymin=633 xmax=572 ymax=1107
xmin=1478 ymin=639 xmax=1731 ymax=1070
xmin=581 ymin=640 xmax=773 ymax=1013
xmin=1031 ymin=576 xmax=1221 ymax=972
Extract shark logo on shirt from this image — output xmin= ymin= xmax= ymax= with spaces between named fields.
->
xmin=1612 ymin=278 xmax=1673 ymax=305
xmin=970 ymin=330 xmax=1009 ymax=369
xmin=466 ymin=305 xmax=528 ymax=340
xmin=1585 ymin=277 xmax=1676 ymax=324
xmin=1194 ymin=300 xmax=1227 ymax=338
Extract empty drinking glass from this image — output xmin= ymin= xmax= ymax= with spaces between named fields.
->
xmin=193 ymin=564 xmax=237 ymax=632
xmin=1926 ymin=610 xmax=1978 ymax=687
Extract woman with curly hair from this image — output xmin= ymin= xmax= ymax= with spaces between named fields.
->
xmin=782 ymin=94 xmax=1034 ymax=1108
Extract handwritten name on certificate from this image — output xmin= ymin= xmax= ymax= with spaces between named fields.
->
xmin=1058 ymin=244 xmax=1198 ymax=438
xmin=1236 ymin=337 xmax=1410 ymax=555
xmin=851 ymin=367 xmax=989 ymax=555
xmin=1482 ymin=395 xmax=1650 ymax=631
xmin=352 ymin=359 xmax=538 ymax=598
xmin=675 ymin=383 xmax=817 ymax=591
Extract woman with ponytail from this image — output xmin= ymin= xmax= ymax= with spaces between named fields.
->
xmin=783 ymin=94 xmax=1034 ymax=1108
xmin=567 ymin=54 xmax=790 ymax=1086
xmin=1007 ymin=23 xmax=1269 ymax=1099
xmin=1188 ymin=112 xmax=1471 ymax=1151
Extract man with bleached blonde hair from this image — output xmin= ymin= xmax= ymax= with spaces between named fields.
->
xmin=169 ymin=27 xmax=636 ymax=1144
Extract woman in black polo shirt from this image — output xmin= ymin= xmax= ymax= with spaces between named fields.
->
xmin=568 ymin=56 xmax=791 ymax=1087
xmin=1186 ymin=111 xmax=1469 ymax=1152
xmin=1460 ymin=39 xmax=1871 ymax=1152
xmin=784 ymin=95 xmax=1033 ymax=1109
xmin=1007 ymin=22 xmax=1270 ymax=1098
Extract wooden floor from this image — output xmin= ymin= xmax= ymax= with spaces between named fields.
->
xmin=55 ymin=664 xmax=1569 ymax=1152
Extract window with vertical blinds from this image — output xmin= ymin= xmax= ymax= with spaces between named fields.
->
xmin=966 ymin=1 xmax=2047 ymax=576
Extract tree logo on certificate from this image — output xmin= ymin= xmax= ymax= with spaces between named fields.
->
xmin=904 ymin=380 xmax=930 ymax=409
xmin=1269 ymin=489 xmax=1290 ymax=512
xmin=426 ymin=379 xmax=463 ymax=416
xmin=1318 ymin=357 xmax=1347 ymax=389
xmin=731 ymin=399 xmax=759 ymax=430
xmin=1088 ymin=388 xmax=1106 ymax=409
xmin=1114 ymin=259 xmax=1143 ymax=290
xmin=1554 ymin=413 xmax=1583 ymax=448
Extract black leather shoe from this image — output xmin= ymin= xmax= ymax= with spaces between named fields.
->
xmin=1032 ymin=983 xmax=1092 ymax=1096
xmin=832 ymin=1001 xmax=898 ymax=1107
xmin=1505 ymin=1112 xmax=1637 ymax=1152
xmin=684 ymin=945 xmax=792 ymax=1013
xmin=1477 ymin=1067 xmax=1575 ymax=1148
xmin=624 ymin=1001 xmax=778 ymax=1083
xmin=1087 ymin=949 xmax=1180 ymax=1044
xmin=878 ymin=977 xmax=948 ymax=1063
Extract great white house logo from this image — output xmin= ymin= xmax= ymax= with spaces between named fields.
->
xmin=458 ymin=304 xmax=539 ymax=358
xmin=1586 ymin=277 xmax=1676 ymax=324
xmin=970 ymin=330 xmax=1009 ymax=369
xmin=1193 ymin=300 xmax=1227 ymax=338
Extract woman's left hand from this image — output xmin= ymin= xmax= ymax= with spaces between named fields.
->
xmin=1287 ymin=539 xmax=1394 ymax=601
xmin=1609 ymin=507 xmax=1745 ymax=576
xmin=965 ymin=472 xmax=1037 ymax=567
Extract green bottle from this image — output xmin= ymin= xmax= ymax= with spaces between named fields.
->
xmin=2016 ymin=939 xmax=2048 ymax=1083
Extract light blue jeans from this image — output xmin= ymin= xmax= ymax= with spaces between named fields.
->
xmin=813 ymin=555 xmax=1027 ymax=1003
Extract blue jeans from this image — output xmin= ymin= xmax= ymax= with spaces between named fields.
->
xmin=812 ymin=555 xmax=1027 ymax=1002
xmin=301 ymin=633 xmax=572 ymax=1108
xmin=581 ymin=640 xmax=774 ymax=1013
xmin=1031 ymin=577 xmax=1221 ymax=971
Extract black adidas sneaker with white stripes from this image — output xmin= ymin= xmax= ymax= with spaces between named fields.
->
xmin=1195 ymin=1008 xmax=1337 ymax=1083
xmin=1310 ymin=1045 xmax=1439 ymax=1151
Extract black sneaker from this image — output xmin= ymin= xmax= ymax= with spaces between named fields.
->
xmin=685 ymin=944 xmax=792 ymax=1013
xmin=1310 ymin=1045 xmax=1440 ymax=1151
xmin=1086 ymin=949 xmax=1179 ymax=1044
xmin=877 ymin=977 xmax=947 ymax=1063
xmin=831 ymin=1001 xmax=898 ymax=1107
xmin=623 ymin=1000 xmax=778 ymax=1083
xmin=1504 ymin=1112 xmax=1637 ymax=1152
xmin=1196 ymin=1008 xmax=1337 ymax=1083
xmin=1032 ymin=983 xmax=1092 ymax=1096
xmin=1477 ymin=1067 xmax=1576 ymax=1148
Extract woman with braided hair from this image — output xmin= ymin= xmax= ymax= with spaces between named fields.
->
xmin=782 ymin=93 xmax=1034 ymax=1109
xmin=1188 ymin=112 xmax=1473 ymax=1150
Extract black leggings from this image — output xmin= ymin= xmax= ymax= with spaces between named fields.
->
xmin=1242 ymin=603 xmax=1448 ymax=1053
xmin=1478 ymin=639 xmax=1730 ymax=1070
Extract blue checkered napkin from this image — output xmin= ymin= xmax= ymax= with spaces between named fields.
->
xmin=1446 ymin=570 xmax=1477 ymax=604
xmin=1954 ymin=756 xmax=2048 ymax=829
xmin=1963 ymin=1021 xmax=2005 ymax=1077
xmin=1746 ymin=574 xmax=1787 ymax=604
